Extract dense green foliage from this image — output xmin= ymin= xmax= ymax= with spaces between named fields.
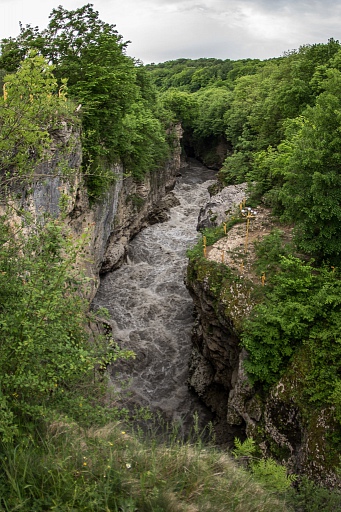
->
xmin=0 ymin=52 xmax=77 ymax=187
xmin=146 ymin=58 xmax=263 ymax=165
xmin=221 ymin=40 xmax=341 ymax=260
xmin=0 ymin=10 xmax=126 ymax=452
xmin=148 ymin=40 xmax=341 ymax=261
xmin=242 ymin=253 xmax=341 ymax=399
xmin=0 ymin=4 xmax=171 ymax=197
xmin=146 ymin=57 xmax=265 ymax=93
xmin=0 ymin=215 xmax=134 ymax=442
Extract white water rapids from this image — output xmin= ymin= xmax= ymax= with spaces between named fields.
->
xmin=92 ymin=160 xmax=216 ymax=430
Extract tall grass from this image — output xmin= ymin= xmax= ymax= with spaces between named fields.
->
xmin=0 ymin=418 xmax=291 ymax=512
xmin=2 ymin=416 xmax=340 ymax=511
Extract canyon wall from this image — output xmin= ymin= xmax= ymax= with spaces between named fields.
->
xmin=186 ymin=186 xmax=340 ymax=489
xmin=2 ymin=123 xmax=182 ymax=301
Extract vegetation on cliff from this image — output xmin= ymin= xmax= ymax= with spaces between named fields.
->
xmin=0 ymin=4 xmax=171 ymax=199
xmin=1 ymin=3 xmax=341 ymax=508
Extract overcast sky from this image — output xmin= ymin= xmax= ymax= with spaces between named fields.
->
xmin=1 ymin=0 xmax=340 ymax=64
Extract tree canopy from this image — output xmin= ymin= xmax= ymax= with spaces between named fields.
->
xmin=148 ymin=39 xmax=341 ymax=261
xmin=0 ymin=4 xmax=171 ymax=197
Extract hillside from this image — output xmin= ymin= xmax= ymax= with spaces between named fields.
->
xmin=1 ymin=3 xmax=341 ymax=509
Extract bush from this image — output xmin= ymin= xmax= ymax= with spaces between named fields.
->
xmin=233 ymin=438 xmax=297 ymax=493
xmin=0 ymin=216 xmax=133 ymax=441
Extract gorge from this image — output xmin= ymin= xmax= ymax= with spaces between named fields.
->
xmin=92 ymin=159 xmax=217 ymax=431
xmin=3 ymin=9 xmax=341 ymax=508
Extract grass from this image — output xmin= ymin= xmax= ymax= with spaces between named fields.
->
xmin=0 ymin=417 xmax=293 ymax=512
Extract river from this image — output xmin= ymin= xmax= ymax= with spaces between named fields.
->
xmin=92 ymin=159 xmax=216 ymax=431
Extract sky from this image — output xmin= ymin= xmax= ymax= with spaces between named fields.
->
xmin=0 ymin=0 xmax=340 ymax=64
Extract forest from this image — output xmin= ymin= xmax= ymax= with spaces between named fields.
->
xmin=149 ymin=40 xmax=341 ymax=414
xmin=1 ymin=2 xmax=341 ymax=510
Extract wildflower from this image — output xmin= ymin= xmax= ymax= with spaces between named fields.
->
xmin=83 ymin=462 xmax=87 ymax=466
xmin=121 ymin=431 xmax=126 ymax=435
xmin=125 ymin=463 xmax=131 ymax=469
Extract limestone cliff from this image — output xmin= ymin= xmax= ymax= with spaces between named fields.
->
xmin=2 ymin=122 xmax=182 ymax=301
xmin=186 ymin=185 xmax=341 ymax=489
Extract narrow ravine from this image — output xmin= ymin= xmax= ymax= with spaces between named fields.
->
xmin=92 ymin=160 xmax=216 ymax=430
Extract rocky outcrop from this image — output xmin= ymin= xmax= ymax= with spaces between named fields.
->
xmin=186 ymin=184 xmax=341 ymax=488
xmin=197 ymin=183 xmax=247 ymax=230
xmin=2 ymin=122 xmax=82 ymax=222
xmin=2 ymin=122 xmax=183 ymax=301
xmin=187 ymin=277 xmax=245 ymax=444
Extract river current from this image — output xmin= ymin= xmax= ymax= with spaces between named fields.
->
xmin=92 ymin=160 xmax=216 ymax=430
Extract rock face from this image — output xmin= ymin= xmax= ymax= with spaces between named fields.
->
xmin=187 ymin=277 xmax=244 ymax=444
xmin=197 ymin=183 xmax=247 ymax=230
xmin=97 ymin=159 xmax=181 ymax=276
xmin=186 ymin=183 xmax=251 ymax=443
xmin=2 ymin=122 xmax=82 ymax=223
xmin=187 ymin=259 xmax=341 ymax=487
xmin=186 ymin=185 xmax=341 ymax=488
xmin=2 ymin=122 xmax=183 ymax=301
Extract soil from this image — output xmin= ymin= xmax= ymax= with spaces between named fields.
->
xmin=206 ymin=206 xmax=293 ymax=284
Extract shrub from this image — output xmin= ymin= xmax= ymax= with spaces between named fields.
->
xmin=0 ymin=216 xmax=133 ymax=441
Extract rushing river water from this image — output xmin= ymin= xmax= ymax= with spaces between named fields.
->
xmin=92 ymin=160 xmax=216 ymax=430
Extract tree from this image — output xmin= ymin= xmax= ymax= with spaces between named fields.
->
xmin=161 ymin=89 xmax=199 ymax=129
xmin=0 ymin=4 xmax=169 ymax=192
xmin=276 ymin=69 xmax=341 ymax=260
xmin=0 ymin=218 xmax=92 ymax=441
xmin=193 ymin=87 xmax=231 ymax=139
xmin=118 ymin=101 xmax=169 ymax=179
xmin=0 ymin=51 xmax=77 ymax=189
xmin=40 ymin=5 xmax=138 ymax=167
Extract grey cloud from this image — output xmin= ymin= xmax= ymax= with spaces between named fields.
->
xmin=139 ymin=0 xmax=340 ymax=15
xmin=1 ymin=0 xmax=340 ymax=64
